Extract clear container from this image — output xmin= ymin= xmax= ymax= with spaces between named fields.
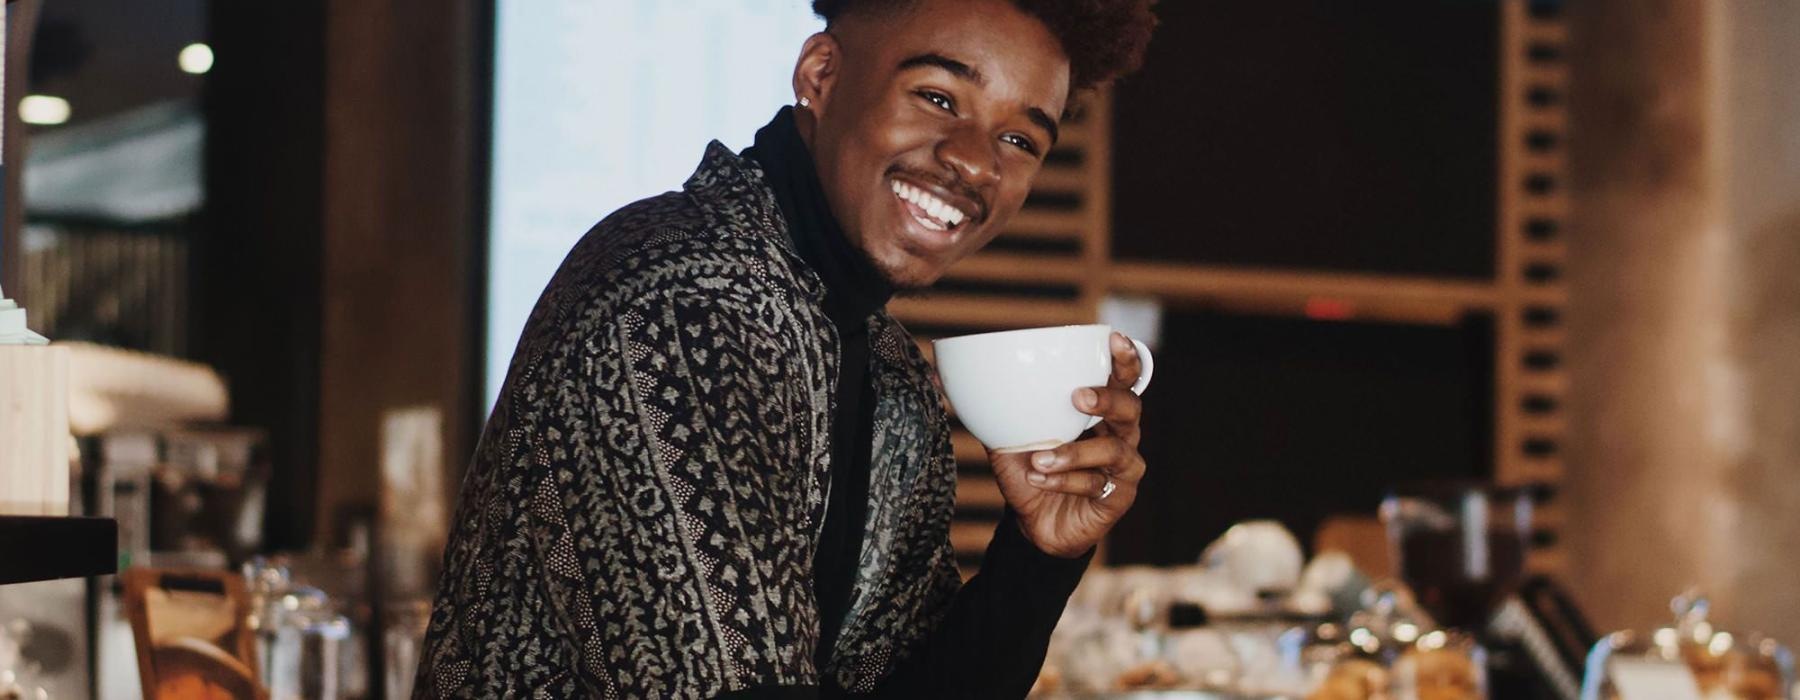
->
xmin=1581 ymin=593 xmax=1795 ymax=700
xmin=265 ymin=607 xmax=351 ymax=700
xmin=1381 ymin=482 xmax=1533 ymax=631
xmin=384 ymin=600 xmax=433 ymax=699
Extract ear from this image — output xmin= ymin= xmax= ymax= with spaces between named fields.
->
xmin=793 ymin=31 xmax=841 ymax=116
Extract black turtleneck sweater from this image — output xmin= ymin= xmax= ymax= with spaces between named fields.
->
xmin=745 ymin=107 xmax=894 ymax=670
xmin=722 ymin=109 xmax=1091 ymax=699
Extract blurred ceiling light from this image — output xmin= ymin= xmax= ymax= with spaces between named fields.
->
xmin=19 ymin=95 xmax=70 ymax=125
xmin=179 ymin=43 xmax=214 ymax=75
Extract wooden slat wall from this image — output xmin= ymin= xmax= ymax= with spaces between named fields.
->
xmin=914 ymin=7 xmax=1575 ymax=574
xmin=892 ymin=91 xmax=1112 ymax=576
xmin=1494 ymin=1 xmax=1571 ymax=575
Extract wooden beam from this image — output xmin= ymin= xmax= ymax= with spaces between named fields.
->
xmin=951 ymin=519 xmax=998 ymax=555
xmin=941 ymin=253 xmax=1088 ymax=284
xmin=888 ymin=296 xmax=1091 ymax=328
xmin=1520 ymin=327 xmax=1568 ymax=346
xmin=955 ymin=475 xmax=1005 ymax=510
xmin=1509 ymin=458 xmax=1564 ymax=485
xmin=1519 ymin=372 xmax=1568 ymax=394
xmin=1518 ymin=414 xmax=1566 ymax=434
xmin=1000 ymin=209 xmax=1086 ymax=240
xmin=1 ymin=0 xmax=43 ymax=296
xmin=1524 ymin=22 xmax=1569 ymax=44
xmin=1105 ymin=261 xmax=1500 ymax=310
xmin=1050 ymin=124 xmax=1090 ymax=151
xmin=1030 ymin=164 xmax=1089 ymax=194
xmin=952 ymin=430 xmax=987 ymax=464
xmin=1526 ymin=548 xmax=1566 ymax=574
xmin=319 ymin=0 xmax=479 ymax=548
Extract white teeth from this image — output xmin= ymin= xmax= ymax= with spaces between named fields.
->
xmin=890 ymin=179 xmax=968 ymax=229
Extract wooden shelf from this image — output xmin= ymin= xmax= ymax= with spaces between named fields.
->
xmin=0 ymin=515 xmax=118 ymax=585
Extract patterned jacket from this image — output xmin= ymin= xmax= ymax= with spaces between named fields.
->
xmin=417 ymin=143 xmax=963 ymax=698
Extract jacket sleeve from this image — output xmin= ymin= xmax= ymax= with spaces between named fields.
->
xmin=523 ymin=287 xmax=831 ymax=698
xmin=860 ymin=510 xmax=1092 ymax=698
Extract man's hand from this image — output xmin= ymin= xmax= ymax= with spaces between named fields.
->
xmin=989 ymin=331 xmax=1148 ymax=558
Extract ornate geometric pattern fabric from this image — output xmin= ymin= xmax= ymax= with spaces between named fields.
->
xmin=416 ymin=143 xmax=960 ymax=698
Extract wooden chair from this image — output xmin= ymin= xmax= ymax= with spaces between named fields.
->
xmin=1313 ymin=514 xmax=1394 ymax=581
xmin=123 ymin=568 xmax=268 ymax=700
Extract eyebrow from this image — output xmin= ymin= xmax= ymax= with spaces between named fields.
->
xmin=897 ymin=52 xmax=1061 ymax=147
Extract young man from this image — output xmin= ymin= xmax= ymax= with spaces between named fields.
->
xmin=418 ymin=1 xmax=1157 ymax=697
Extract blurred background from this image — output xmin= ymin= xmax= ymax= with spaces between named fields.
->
xmin=1 ymin=0 xmax=1797 ymax=697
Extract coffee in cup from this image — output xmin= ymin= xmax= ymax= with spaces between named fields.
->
xmin=931 ymin=324 xmax=1153 ymax=453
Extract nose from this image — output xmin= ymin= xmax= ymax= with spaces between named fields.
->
xmin=935 ymin=123 xmax=1001 ymax=191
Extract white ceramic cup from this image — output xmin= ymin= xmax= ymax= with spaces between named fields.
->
xmin=932 ymin=324 xmax=1154 ymax=453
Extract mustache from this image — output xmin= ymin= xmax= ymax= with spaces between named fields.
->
xmin=887 ymin=166 xmax=989 ymax=224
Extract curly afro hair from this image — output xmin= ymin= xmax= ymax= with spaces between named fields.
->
xmin=812 ymin=0 xmax=1158 ymax=92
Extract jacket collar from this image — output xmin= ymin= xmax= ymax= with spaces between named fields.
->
xmin=684 ymin=141 xmax=827 ymax=303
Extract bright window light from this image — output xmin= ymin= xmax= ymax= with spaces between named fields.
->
xmin=19 ymin=95 xmax=70 ymax=125
xmin=483 ymin=1 xmax=823 ymax=408
xmin=179 ymin=43 xmax=214 ymax=74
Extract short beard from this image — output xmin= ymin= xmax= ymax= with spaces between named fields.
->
xmin=859 ymin=244 xmax=941 ymax=295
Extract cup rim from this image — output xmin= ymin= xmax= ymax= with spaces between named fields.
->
xmin=930 ymin=323 xmax=1109 ymax=348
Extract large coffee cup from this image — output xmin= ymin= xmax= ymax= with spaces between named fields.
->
xmin=932 ymin=324 xmax=1154 ymax=453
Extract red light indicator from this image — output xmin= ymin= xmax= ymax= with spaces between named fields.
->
xmin=1304 ymin=297 xmax=1355 ymax=321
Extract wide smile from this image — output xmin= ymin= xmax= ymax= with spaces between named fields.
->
xmin=889 ymin=177 xmax=974 ymax=251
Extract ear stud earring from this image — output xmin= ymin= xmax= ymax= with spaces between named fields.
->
xmin=798 ymin=97 xmax=812 ymax=108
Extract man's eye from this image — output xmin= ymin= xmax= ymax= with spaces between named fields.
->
xmin=917 ymin=90 xmax=955 ymax=113
xmin=1002 ymin=133 xmax=1039 ymax=155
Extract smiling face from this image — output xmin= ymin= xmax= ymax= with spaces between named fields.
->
xmin=792 ymin=0 xmax=1072 ymax=289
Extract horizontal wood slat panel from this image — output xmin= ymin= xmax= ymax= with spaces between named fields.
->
xmin=956 ymin=474 xmax=1004 ymax=510
xmin=1518 ymin=373 xmax=1569 ymax=394
xmin=1524 ymin=22 xmax=1568 ymax=44
xmin=1522 ymin=64 xmax=1570 ymax=85
xmin=1518 ymin=415 xmax=1566 ymax=434
xmin=951 ymin=520 xmax=998 ymax=555
xmin=1030 ymin=165 xmax=1089 ymax=194
xmin=1000 ymin=209 xmax=1087 ymax=239
xmin=1533 ymin=503 xmax=1565 ymax=532
xmin=1519 ymin=328 xmax=1567 ymax=347
xmin=1526 ymin=548 xmax=1565 ymax=573
xmin=1050 ymin=125 xmax=1090 ymax=150
xmin=1520 ymin=239 xmax=1568 ymax=260
xmin=888 ymin=296 xmax=1091 ymax=328
xmin=1516 ymin=286 xmax=1570 ymax=305
xmin=1520 ymin=110 xmax=1569 ymax=133
xmin=914 ymin=338 xmax=935 ymax=365
xmin=1508 ymin=459 xmax=1564 ymax=485
xmin=1106 ymin=262 xmax=1500 ymax=310
xmin=1521 ymin=151 xmax=1568 ymax=173
xmin=952 ymin=431 xmax=987 ymax=464
xmin=941 ymin=253 xmax=1089 ymax=284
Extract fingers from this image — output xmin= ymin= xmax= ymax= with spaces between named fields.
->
xmin=1025 ymin=466 xmax=1118 ymax=499
xmin=1073 ymin=386 xmax=1142 ymax=444
xmin=1107 ymin=332 xmax=1144 ymax=390
xmin=1029 ymin=436 xmax=1143 ymax=480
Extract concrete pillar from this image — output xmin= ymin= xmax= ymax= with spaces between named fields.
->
xmin=1565 ymin=0 xmax=1800 ymax=643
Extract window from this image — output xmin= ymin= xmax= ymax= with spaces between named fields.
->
xmin=485 ymin=0 xmax=822 ymax=406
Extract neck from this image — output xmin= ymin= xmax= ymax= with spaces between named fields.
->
xmin=745 ymin=107 xmax=894 ymax=328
